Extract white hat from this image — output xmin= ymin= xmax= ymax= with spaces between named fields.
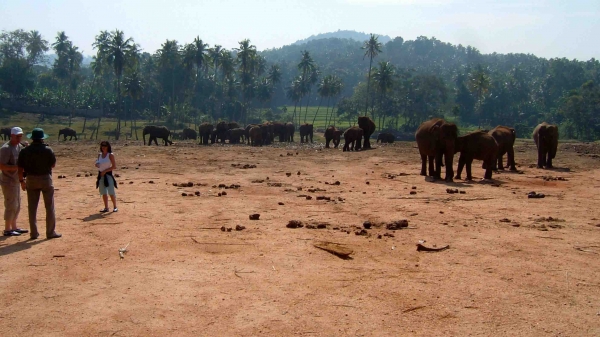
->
xmin=11 ymin=127 xmax=23 ymax=135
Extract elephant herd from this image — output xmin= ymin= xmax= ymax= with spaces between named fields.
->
xmin=415 ymin=119 xmax=559 ymax=182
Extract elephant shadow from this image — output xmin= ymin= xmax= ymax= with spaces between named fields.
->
xmin=82 ymin=213 xmax=110 ymax=222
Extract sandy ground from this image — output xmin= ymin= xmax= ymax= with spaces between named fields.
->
xmin=1 ymin=136 xmax=599 ymax=336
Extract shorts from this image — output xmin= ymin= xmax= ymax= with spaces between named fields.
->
xmin=99 ymin=175 xmax=116 ymax=196
xmin=1 ymin=183 xmax=21 ymax=221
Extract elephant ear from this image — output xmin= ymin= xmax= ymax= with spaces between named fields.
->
xmin=429 ymin=124 xmax=441 ymax=134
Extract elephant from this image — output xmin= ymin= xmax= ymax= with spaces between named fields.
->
xmin=213 ymin=121 xmax=229 ymax=144
xmin=533 ymin=122 xmax=559 ymax=169
xmin=226 ymin=128 xmax=246 ymax=144
xmin=343 ymin=126 xmax=364 ymax=152
xmin=454 ymin=130 xmax=499 ymax=181
xmin=325 ymin=126 xmax=343 ymax=148
xmin=299 ymin=123 xmax=313 ymax=143
xmin=261 ymin=122 xmax=274 ymax=145
xmin=210 ymin=129 xmax=219 ymax=144
xmin=58 ymin=127 xmax=78 ymax=141
xmin=143 ymin=125 xmax=173 ymax=146
xmin=198 ymin=123 xmax=213 ymax=145
xmin=271 ymin=122 xmax=287 ymax=142
xmin=1 ymin=128 xmax=11 ymax=140
xmin=228 ymin=122 xmax=240 ymax=130
xmin=358 ymin=116 xmax=376 ymax=149
xmin=285 ymin=122 xmax=295 ymax=142
xmin=376 ymin=132 xmax=395 ymax=144
xmin=181 ymin=127 xmax=197 ymax=140
xmin=245 ymin=124 xmax=258 ymax=145
xmin=415 ymin=118 xmax=458 ymax=182
xmin=249 ymin=126 xmax=263 ymax=146
xmin=488 ymin=126 xmax=517 ymax=171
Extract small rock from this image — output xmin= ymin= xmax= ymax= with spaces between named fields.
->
xmin=386 ymin=220 xmax=409 ymax=230
xmin=412 ymin=186 xmax=416 ymax=190
xmin=149 ymin=180 xmax=154 ymax=184
xmin=286 ymin=172 xmax=292 ymax=177
xmin=305 ymin=196 xmax=312 ymax=200
xmin=286 ymin=220 xmax=303 ymax=228
xmin=355 ymin=229 xmax=368 ymax=236
xmin=221 ymin=191 xmax=227 ymax=196
xmin=363 ymin=221 xmax=372 ymax=229
xmin=195 ymin=191 xmax=200 ymax=196
xmin=182 ymin=193 xmax=187 ymax=196
xmin=366 ymin=181 xmax=370 ymax=185
xmin=76 ymin=174 xmax=81 ymax=177
xmin=249 ymin=214 xmax=260 ymax=220
xmin=377 ymin=234 xmax=382 ymax=239
xmin=499 ymin=218 xmax=511 ymax=223
xmin=297 ymin=171 xmax=301 ymax=175
xmin=317 ymin=224 xmax=327 ymax=229
xmin=459 ymin=191 xmax=466 ymax=194
xmin=334 ymin=181 xmax=340 ymax=185
xmin=217 ymin=193 xmax=222 ymax=197
xmin=220 ymin=226 xmax=226 ymax=232
xmin=227 ymin=228 xmax=232 ymax=232
xmin=306 ymin=224 xmax=316 ymax=229
xmin=129 ymin=181 xmax=133 ymax=184
xmin=410 ymin=191 xmax=417 ymax=195
xmin=278 ymin=202 xmax=284 ymax=205
xmin=235 ymin=225 xmax=246 ymax=231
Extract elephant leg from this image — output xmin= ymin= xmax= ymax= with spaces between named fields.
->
xmin=343 ymin=141 xmax=348 ymax=152
xmin=325 ymin=138 xmax=330 ymax=148
xmin=428 ymin=155 xmax=436 ymax=177
xmin=508 ymin=147 xmax=517 ymax=171
xmin=310 ymin=134 xmax=313 ymax=143
xmin=465 ymin=158 xmax=474 ymax=181
xmin=496 ymin=154 xmax=504 ymax=170
xmin=420 ymin=154 xmax=427 ymax=176
xmin=484 ymin=160 xmax=493 ymax=179
xmin=537 ymin=145 xmax=545 ymax=168
xmin=546 ymin=151 xmax=553 ymax=168
xmin=455 ymin=155 xmax=465 ymax=180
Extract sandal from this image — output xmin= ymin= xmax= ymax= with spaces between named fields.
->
xmin=100 ymin=208 xmax=109 ymax=213
xmin=113 ymin=208 xmax=118 ymax=212
xmin=14 ymin=228 xmax=29 ymax=234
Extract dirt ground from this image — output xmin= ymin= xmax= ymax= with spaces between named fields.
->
xmin=1 ymin=136 xmax=599 ymax=336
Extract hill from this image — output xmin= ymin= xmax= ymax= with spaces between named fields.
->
xmin=292 ymin=30 xmax=392 ymax=46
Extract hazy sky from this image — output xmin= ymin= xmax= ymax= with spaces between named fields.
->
xmin=1 ymin=0 xmax=598 ymax=60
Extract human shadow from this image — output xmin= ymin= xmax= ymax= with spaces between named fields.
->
xmin=425 ymin=177 xmax=475 ymax=188
xmin=82 ymin=213 xmax=109 ymax=222
xmin=0 ymin=239 xmax=45 ymax=257
xmin=546 ymin=167 xmax=571 ymax=173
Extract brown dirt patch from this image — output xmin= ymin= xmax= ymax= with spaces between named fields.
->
xmin=1 ymin=138 xmax=599 ymax=336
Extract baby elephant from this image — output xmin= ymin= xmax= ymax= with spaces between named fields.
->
xmin=324 ymin=126 xmax=343 ymax=148
xmin=454 ymin=130 xmax=498 ymax=181
xmin=376 ymin=132 xmax=395 ymax=144
xmin=343 ymin=126 xmax=364 ymax=152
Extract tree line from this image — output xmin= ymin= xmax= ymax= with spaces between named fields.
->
xmin=1 ymin=29 xmax=599 ymax=140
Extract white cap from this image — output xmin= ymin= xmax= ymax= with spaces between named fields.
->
xmin=11 ymin=127 xmax=23 ymax=135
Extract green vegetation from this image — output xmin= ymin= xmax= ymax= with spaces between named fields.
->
xmin=1 ymin=29 xmax=599 ymax=141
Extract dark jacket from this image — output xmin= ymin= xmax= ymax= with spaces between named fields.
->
xmin=96 ymin=171 xmax=118 ymax=189
xmin=17 ymin=142 xmax=56 ymax=176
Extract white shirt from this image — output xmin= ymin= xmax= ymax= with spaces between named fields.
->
xmin=96 ymin=152 xmax=113 ymax=172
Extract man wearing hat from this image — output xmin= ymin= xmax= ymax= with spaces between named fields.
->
xmin=17 ymin=128 xmax=61 ymax=240
xmin=0 ymin=127 xmax=28 ymax=236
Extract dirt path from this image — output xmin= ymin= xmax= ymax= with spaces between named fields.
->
xmin=1 ymin=139 xmax=599 ymax=336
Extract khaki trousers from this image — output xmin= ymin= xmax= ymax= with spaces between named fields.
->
xmin=26 ymin=174 xmax=56 ymax=237
xmin=1 ymin=183 xmax=20 ymax=221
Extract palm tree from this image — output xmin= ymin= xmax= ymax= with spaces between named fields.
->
xmin=209 ymin=45 xmax=223 ymax=77
xmin=192 ymin=37 xmax=208 ymax=78
xmin=26 ymin=30 xmax=48 ymax=66
xmin=286 ymin=77 xmax=302 ymax=126
xmin=123 ymin=72 xmax=144 ymax=139
xmin=93 ymin=30 xmax=139 ymax=139
xmin=324 ymin=76 xmax=344 ymax=126
xmin=267 ymin=64 xmax=282 ymax=110
xmin=372 ymin=61 xmax=396 ymax=130
xmin=362 ymin=34 xmax=383 ymax=118
xmin=297 ymin=51 xmax=316 ymax=122
xmin=255 ymin=78 xmax=273 ymax=115
xmin=468 ymin=65 xmax=491 ymax=125
xmin=236 ymin=39 xmax=257 ymax=123
xmin=312 ymin=75 xmax=333 ymax=125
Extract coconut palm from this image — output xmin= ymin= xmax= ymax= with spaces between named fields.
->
xmin=362 ymin=34 xmax=383 ymax=118
xmin=236 ymin=39 xmax=257 ymax=122
xmin=372 ymin=61 xmax=396 ymax=129
xmin=93 ymin=30 xmax=139 ymax=138
xmin=286 ymin=77 xmax=302 ymax=126
xmin=123 ymin=72 xmax=144 ymax=139
xmin=209 ymin=45 xmax=223 ymax=77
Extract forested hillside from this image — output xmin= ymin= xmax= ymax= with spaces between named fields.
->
xmin=1 ymin=29 xmax=599 ymax=140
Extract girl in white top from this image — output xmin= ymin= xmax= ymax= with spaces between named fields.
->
xmin=95 ymin=141 xmax=117 ymax=212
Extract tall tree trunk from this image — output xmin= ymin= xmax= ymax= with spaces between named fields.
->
xmin=311 ymin=96 xmax=324 ymax=125
xmin=81 ymin=117 xmax=87 ymax=139
xmin=365 ymin=56 xmax=373 ymax=118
